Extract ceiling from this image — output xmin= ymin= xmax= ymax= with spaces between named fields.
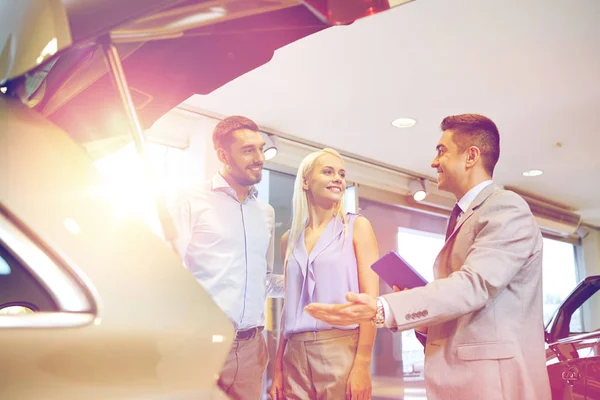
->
xmin=183 ymin=0 xmax=600 ymax=226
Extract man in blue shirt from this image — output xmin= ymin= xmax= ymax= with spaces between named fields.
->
xmin=172 ymin=116 xmax=281 ymax=399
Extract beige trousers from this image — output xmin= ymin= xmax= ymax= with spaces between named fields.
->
xmin=218 ymin=333 xmax=268 ymax=400
xmin=282 ymin=328 xmax=359 ymax=400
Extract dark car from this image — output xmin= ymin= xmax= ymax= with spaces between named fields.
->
xmin=545 ymin=275 xmax=600 ymax=400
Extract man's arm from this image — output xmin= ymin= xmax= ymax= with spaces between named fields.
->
xmin=382 ymin=192 xmax=540 ymax=331
xmin=382 ymin=287 xmax=428 ymax=346
xmin=306 ymin=192 xmax=540 ymax=330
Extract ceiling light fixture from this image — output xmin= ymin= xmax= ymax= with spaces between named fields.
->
xmin=522 ymin=169 xmax=543 ymax=177
xmin=391 ymin=117 xmax=417 ymax=128
xmin=408 ymin=178 xmax=427 ymax=202
xmin=260 ymin=132 xmax=278 ymax=161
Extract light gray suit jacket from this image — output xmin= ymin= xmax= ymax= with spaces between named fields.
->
xmin=384 ymin=184 xmax=551 ymax=400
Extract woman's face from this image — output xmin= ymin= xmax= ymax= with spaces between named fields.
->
xmin=303 ymin=153 xmax=346 ymax=205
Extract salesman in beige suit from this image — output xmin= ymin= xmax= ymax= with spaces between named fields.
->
xmin=305 ymin=114 xmax=551 ymax=400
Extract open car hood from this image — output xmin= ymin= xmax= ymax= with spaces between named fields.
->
xmin=1 ymin=0 xmax=329 ymax=153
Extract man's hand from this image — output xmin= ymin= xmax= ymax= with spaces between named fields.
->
xmin=304 ymin=292 xmax=377 ymax=325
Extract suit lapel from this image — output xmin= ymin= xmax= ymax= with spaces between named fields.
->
xmin=441 ymin=183 xmax=500 ymax=249
xmin=433 ymin=184 xmax=499 ymax=278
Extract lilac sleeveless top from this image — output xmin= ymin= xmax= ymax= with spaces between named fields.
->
xmin=282 ymin=213 xmax=360 ymax=338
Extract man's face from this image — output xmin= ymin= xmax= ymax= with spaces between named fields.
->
xmin=431 ymin=130 xmax=467 ymax=198
xmin=223 ymin=129 xmax=265 ymax=186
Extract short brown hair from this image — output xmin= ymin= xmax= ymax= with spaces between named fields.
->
xmin=212 ymin=115 xmax=259 ymax=150
xmin=441 ymin=114 xmax=500 ymax=175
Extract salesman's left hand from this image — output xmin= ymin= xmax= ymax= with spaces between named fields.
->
xmin=305 ymin=292 xmax=377 ymax=325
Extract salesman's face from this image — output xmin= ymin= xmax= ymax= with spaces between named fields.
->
xmin=222 ymin=129 xmax=265 ymax=186
xmin=431 ymin=130 xmax=467 ymax=198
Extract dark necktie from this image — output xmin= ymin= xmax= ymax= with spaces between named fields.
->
xmin=445 ymin=204 xmax=462 ymax=240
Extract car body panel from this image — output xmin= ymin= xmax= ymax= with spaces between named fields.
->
xmin=0 ymin=93 xmax=234 ymax=399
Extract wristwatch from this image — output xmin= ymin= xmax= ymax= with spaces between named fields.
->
xmin=371 ymin=298 xmax=385 ymax=328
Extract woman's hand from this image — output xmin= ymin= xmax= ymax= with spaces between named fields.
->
xmin=346 ymin=363 xmax=372 ymax=400
xmin=269 ymin=363 xmax=284 ymax=400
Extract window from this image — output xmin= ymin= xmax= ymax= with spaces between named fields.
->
xmin=0 ymin=242 xmax=58 ymax=313
xmin=397 ymin=228 xmax=445 ymax=283
xmin=541 ymin=238 xmax=578 ymax=327
xmin=569 ymin=288 xmax=600 ymax=334
xmin=397 ymin=228 xmax=445 ymax=378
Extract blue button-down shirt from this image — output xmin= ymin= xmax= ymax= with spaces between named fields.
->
xmin=171 ymin=173 xmax=282 ymax=330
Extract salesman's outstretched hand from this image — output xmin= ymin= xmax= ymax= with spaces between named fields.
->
xmin=304 ymin=292 xmax=377 ymax=326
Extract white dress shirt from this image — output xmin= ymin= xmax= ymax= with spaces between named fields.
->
xmin=380 ymin=180 xmax=494 ymax=327
xmin=171 ymin=173 xmax=283 ymax=330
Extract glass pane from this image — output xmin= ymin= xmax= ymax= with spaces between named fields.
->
xmin=0 ymin=244 xmax=58 ymax=312
xmin=397 ymin=228 xmax=444 ymax=283
xmin=541 ymin=238 xmax=578 ymax=327
xmin=570 ymin=290 xmax=600 ymax=334
xmin=0 ymin=256 xmax=10 ymax=275
xmin=397 ymin=228 xmax=445 ymax=380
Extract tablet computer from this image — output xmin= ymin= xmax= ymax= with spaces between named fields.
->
xmin=371 ymin=250 xmax=428 ymax=290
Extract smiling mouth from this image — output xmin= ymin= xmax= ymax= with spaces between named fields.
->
xmin=248 ymin=166 xmax=262 ymax=173
xmin=327 ymin=187 xmax=342 ymax=193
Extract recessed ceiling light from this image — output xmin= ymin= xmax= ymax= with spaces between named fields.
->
xmin=391 ymin=118 xmax=417 ymax=128
xmin=522 ymin=169 xmax=543 ymax=177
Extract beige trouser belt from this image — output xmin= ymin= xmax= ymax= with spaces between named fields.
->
xmin=287 ymin=327 xmax=359 ymax=342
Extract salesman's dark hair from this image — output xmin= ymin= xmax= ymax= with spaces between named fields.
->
xmin=441 ymin=114 xmax=500 ymax=176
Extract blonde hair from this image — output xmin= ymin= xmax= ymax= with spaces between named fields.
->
xmin=284 ymin=148 xmax=348 ymax=267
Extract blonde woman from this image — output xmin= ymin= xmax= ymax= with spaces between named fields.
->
xmin=269 ymin=148 xmax=379 ymax=400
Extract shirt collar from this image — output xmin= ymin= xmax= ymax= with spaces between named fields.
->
xmin=456 ymin=180 xmax=493 ymax=213
xmin=211 ymin=172 xmax=258 ymax=199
